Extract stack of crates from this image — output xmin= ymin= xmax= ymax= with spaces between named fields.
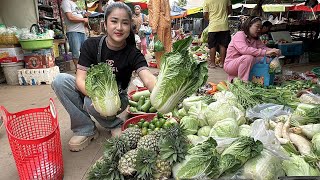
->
xmin=19 ymin=48 xmax=60 ymax=85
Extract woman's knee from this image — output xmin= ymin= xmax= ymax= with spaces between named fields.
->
xmin=241 ymin=55 xmax=255 ymax=64
xmin=51 ymin=73 xmax=75 ymax=90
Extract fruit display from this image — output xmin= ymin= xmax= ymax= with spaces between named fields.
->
xmin=126 ymin=113 xmax=177 ymax=136
xmin=88 ymin=122 xmax=189 ymax=180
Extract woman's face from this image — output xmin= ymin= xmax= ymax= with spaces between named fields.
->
xmin=105 ymin=8 xmax=131 ymax=45
xmin=134 ymin=8 xmax=141 ymax=15
xmin=249 ymin=21 xmax=262 ymax=38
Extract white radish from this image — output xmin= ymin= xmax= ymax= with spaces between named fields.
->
xmin=282 ymin=119 xmax=291 ymax=141
xmin=289 ymin=133 xmax=312 ymax=155
xmin=275 ymin=122 xmax=284 ymax=139
xmin=274 ymin=122 xmax=290 ymax=144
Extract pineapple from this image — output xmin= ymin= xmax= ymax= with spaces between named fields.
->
xmin=153 ymin=157 xmax=172 ymax=180
xmin=137 ymin=134 xmax=159 ymax=152
xmin=149 ymin=129 xmax=165 ymax=141
xmin=159 ymin=125 xmax=189 ymax=164
xmin=104 ymin=136 xmax=130 ymax=161
xmin=118 ymin=149 xmax=138 ymax=176
xmin=121 ymin=127 xmax=142 ymax=149
xmin=135 ymin=148 xmax=157 ymax=180
xmin=88 ymin=157 xmax=124 ymax=180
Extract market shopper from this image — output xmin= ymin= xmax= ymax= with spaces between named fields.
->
xmin=224 ymin=16 xmax=281 ymax=82
xmin=203 ymin=0 xmax=232 ymax=68
xmin=52 ymin=2 xmax=157 ymax=152
xmin=148 ymin=0 xmax=172 ymax=68
xmin=61 ymin=0 xmax=88 ymax=68
xmin=132 ymin=5 xmax=148 ymax=56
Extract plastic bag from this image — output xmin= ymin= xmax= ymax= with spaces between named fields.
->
xmin=250 ymin=119 xmax=289 ymax=159
xmin=246 ymin=103 xmax=292 ymax=121
xmin=153 ymin=35 xmax=164 ymax=52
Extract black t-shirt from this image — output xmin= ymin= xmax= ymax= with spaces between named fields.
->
xmin=78 ymin=36 xmax=148 ymax=90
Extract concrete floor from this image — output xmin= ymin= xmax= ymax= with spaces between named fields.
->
xmin=0 ymin=61 xmax=318 ymax=179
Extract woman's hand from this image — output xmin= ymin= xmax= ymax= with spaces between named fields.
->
xmin=266 ymin=48 xmax=281 ymax=57
xmin=138 ymin=69 xmax=157 ymax=92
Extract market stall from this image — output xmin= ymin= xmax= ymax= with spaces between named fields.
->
xmin=84 ymin=37 xmax=320 ymax=180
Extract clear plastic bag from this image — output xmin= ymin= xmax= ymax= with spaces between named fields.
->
xmin=246 ymin=103 xmax=292 ymax=121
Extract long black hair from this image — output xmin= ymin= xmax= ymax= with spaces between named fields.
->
xmin=104 ymin=2 xmax=136 ymax=46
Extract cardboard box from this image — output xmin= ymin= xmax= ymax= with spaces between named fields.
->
xmin=0 ymin=47 xmax=24 ymax=63
xmin=23 ymin=48 xmax=55 ymax=69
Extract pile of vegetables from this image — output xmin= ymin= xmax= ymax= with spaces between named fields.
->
xmin=150 ymin=36 xmax=208 ymax=114
xmin=85 ymin=63 xmax=121 ymax=117
xmin=173 ymin=136 xmax=263 ymax=179
xmin=128 ymin=89 xmax=157 ymax=114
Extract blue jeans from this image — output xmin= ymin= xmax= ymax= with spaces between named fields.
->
xmin=66 ymin=32 xmax=87 ymax=59
xmin=51 ymin=73 xmax=128 ymax=136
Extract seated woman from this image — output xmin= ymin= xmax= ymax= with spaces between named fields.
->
xmin=224 ymin=16 xmax=281 ymax=82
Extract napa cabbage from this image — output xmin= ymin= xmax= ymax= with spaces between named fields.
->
xmin=150 ymin=36 xmax=208 ymax=113
xmin=85 ymin=63 xmax=121 ymax=117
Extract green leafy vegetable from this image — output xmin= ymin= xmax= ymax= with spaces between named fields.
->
xmin=197 ymin=126 xmax=211 ymax=137
xmin=85 ymin=63 xmax=121 ymax=117
xmin=150 ymin=36 xmax=208 ymax=113
xmin=217 ymin=136 xmax=263 ymax=176
xmin=180 ymin=116 xmax=199 ymax=135
xmin=241 ymin=149 xmax=285 ymax=180
xmin=210 ymin=118 xmax=239 ymax=138
xmin=282 ymin=154 xmax=320 ymax=176
xmin=312 ymin=133 xmax=320 ymax=156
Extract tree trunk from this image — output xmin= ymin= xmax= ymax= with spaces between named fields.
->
xmin=251 ymin=0 xmax=265 ymax=16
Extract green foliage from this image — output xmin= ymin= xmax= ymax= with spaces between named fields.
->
xmin=87 ymin=157 xmax=124 ymax=180
xmin=135 ymin=148 xmax=157 ymax=180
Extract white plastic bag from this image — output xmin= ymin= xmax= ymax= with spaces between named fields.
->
xmin=246 ymin=103 xmax=292 ymax=121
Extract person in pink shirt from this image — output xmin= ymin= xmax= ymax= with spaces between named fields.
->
xmin=224 ymin=16 xmax=281 ymax=82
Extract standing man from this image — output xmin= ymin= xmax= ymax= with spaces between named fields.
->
xmin=61 ymin=0 xmax=88 ymax=68
xmin=148 ymin=0 xmax=172 ymax=68
xmin=203 ymin=0 xmax=232 ymax=68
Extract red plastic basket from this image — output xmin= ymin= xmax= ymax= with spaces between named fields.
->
xmin=0 ymin=98 xmax=64 ymax=180
xmin=122 ymin=114 xmax=157 ymax=131
xmin=127 ymin=87 xmax=148 ymax=100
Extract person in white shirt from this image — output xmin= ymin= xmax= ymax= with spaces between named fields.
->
xmin=61 ymin=0 xmax=88 ymax=67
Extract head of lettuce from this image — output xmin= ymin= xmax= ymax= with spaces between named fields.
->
xmin=150 ymin=36 xmax=208 ymax=114
xmin=85 ymin=63 xmax=121 ymax=117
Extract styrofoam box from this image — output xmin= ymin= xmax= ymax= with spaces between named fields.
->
xmin=18 ymin=66 xmax=60 ymax=85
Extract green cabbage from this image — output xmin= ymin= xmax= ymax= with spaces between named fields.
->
xmin=210 ymin=118 xmax=239 ymax=138
xmin=180 ymin=116 xmax=199 ymax=135
xmin=182 ymin=95 xmax=214 ymax=111
xmin=282 ymin=154 xmax=320 ymax=176
xmin=188 ymin=102 xmax=209 ymax=127
xmin=292 ymin=103 xmax=320 ymax=125
xmin=239 ymin=124 xmax=252 ymax=137
xmin=85 ymin=63 xmax=121 ymax=117
xmin=241 ymin=149 xmax=285 ymax=180
xmin=187 ymin=135 xmax=205 ymax=145
xmin=312 ymin=133 xmax=320 ymax=156
xmin=197 ymin=126 xmax=211 ymax=137
xmin=150 ymin=36 xmax=208 ymax=113
xmin=205 ymin=101 xmax=237 ymax=126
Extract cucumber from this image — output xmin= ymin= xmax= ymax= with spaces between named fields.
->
xmin=137 ymin=96 xmax=146 ymax=111
xmin=132 ymin=90 xmax=151 ymax=101
xmin=141 ymin=99 xmax=152 ymax=112
xmin=149 ymin=106 xmax=157 ymax=113
xmin=129 ymin=107 xmax=138 ymax=113
xmin=129 ymin=100 xmax=138 ymax=107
